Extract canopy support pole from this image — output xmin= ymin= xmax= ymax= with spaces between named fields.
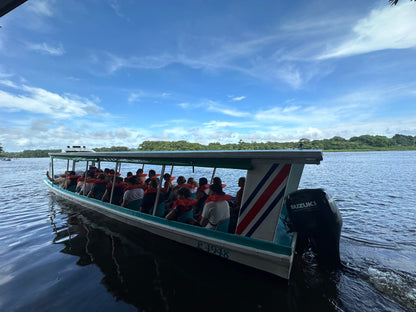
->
xmin=83 ymin=161 xmax=89 ymax=195
xmin=51 ymin=157 xmax=54 ymax=178
xmin=153 ymin=164 xmax=165 ymax=216
xmin=210 ymin=167 xmax=217 ymax=184
xmin=109 ymin=161 xmax=119 ymax=204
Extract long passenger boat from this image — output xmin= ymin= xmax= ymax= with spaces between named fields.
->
xmin=44 ymin=149 xmax=342 ymax=280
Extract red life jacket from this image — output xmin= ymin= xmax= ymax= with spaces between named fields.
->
xmin=205 ymin=194 xmax=232 ymax=203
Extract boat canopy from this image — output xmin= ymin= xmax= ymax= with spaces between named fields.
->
xmin=48 ymin=150 xmax=323 ymax=170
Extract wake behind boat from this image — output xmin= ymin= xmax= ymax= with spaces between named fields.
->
xmin=44 ymin=149 xmax=342 ymax=280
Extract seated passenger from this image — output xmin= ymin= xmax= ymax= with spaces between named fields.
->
xmin=141 ymin=179 xmax=165 ymax=214
xmin=121 ymin=176 xmax=144 ymax=208
xmin=193 ymin=177 xmax=209 ymax=220
xmin=197 ymin=177 xmax=209 ymax=195
xmin=162 ymin=173 xmax=174 ymax=196
xmin=78 ymin=172 xmax=95 ymax=195
xmin=166 ymin=175 xmax=186 ymax=209
xmin=101 ymin=177 xmax=125 ymax=205
xmin=187 ymin=177 xmax=198 ymax=197
xmin=200 ymin=183 xmax=232 ymax=231
xmin=87 ymin=174 xmax=108 ymax=199
xmin=136 ymin=168 xmax=145 ymax=176
xmin=65 ymin=171 xmax=79 ymax=191
xmin=46 ymin=171 xmax=68 ymax=187
xmin=145 ymin=169 xmax=160 ymax=185
xmin=166 ymin=187 xmax=197 ymax=223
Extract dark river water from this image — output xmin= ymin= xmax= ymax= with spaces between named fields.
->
xmin=1 ymin=151 xmax=415 ymax=312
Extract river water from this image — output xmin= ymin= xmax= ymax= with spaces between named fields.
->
xmin=0 ymin=151 xmax=415 ymax=312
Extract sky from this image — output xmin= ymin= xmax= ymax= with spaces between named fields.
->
xmin=0 ymin=0 xmax=416 ymax=152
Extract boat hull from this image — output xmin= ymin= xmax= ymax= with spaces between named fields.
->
xmin=44 ymin=178 xmax=295 ymax=280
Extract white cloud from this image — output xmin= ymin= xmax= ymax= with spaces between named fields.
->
xmin=26 ymin=42 xmax=65 ymax=56
xmin=206 ymin=101 xmax=250 ymax=118
xmin=231 ymin=96 xmax=246 ymax=101
xmin=27 ymin=0 xmax=54 ymax=17
xmin=318 ymin=2 xmax=416 ymax=59
xmin=0 ymin=80 xmax=102 ymax=118
xmin=128 ymin=92 xmax=141 ymax=103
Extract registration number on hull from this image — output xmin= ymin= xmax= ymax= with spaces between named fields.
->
xmin=197 ymin=241 xmax=230 ymax=259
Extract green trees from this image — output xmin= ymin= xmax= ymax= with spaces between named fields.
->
xmin=1 ymin=134 xmax=415 ymax=157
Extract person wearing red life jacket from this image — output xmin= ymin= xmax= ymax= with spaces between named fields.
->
xmin=200 ymin=183 xmax=232 ymax=230
xmin=141 ymin=179 xmax=166 ymax=214
xmin=87 ymin=174 xmax=108 ymax=199
xmin=78 ymin=172 xmax=95 ymax=195
xmin=165 ymin=187 xmax=197 ymax=223
xmin=193 ymin=177 xmax=209 ymax=220
xmin=121 ymin=176 xmax=144 ymax=208
xmin=101 ymin=176 xmax=125 ymax=205
xmin=162 ymin=173 xmax=174 ymax=196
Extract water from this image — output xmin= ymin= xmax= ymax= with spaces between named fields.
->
xmin=0 ymin=151 xmax=415 ymax=312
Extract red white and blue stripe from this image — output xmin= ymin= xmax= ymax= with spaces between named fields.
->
xmin=236 ymin=163 xmax=291 ymax=239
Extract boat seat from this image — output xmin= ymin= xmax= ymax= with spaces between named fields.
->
xmin=127 ymin=198 xmax=143 ymax=211
xmin=216 ymin=218 xmax=230 ymax=233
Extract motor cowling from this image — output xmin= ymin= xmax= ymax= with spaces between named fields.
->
xmin=285 ymin=189 xmax=342 ymax=266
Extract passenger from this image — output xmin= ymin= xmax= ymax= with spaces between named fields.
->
xmin=193 ymin=177 xmax=209 ymax=220
xmin=87 ymin=174 xmax=108 ymax=199
xmin=162 ymin=173 xmax=174 ymax=196
xmin=172 ymin=176 xmax=186 ymax=192
xmin=101 ymin=176 xmax=125 ymax=205
xmin=229 ymin=177 xmax=245 ymax=233
xmin=197 ymin=177 xmax=209 ymax=195
xmin=166 ymin=175 xmax=186 ymax=209
xmin=136 ymin=168 xmax=145 ymax=176
xmin=187 ymin=177 xmax=198 ymax=196
xmin=78 ymin=172 xmax=95 ymax=195
xmin=75 ymin=175 xmax=84 ymax=193
xmin=125 ymin=172 xmax=133 ymax=181
xmin=145 ymin=169 xmax=160 ymax=185
xmin=66 ymin=171 xmax=79 ymax=191
xmin=141 ymin=179 xmax=165 ymax=214
xmin=165 ymin=187 xmax=198 ymax=223
xmin=121 ymin=176 xmax=144 ymax=208
xmin=46 ymin=171 xmax=68 ymax=187
xmin=200 ymin=183 xmax=232 ymax=231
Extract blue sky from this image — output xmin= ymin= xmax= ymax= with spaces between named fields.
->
xmin=1 ymin=0 xmax=416 ymax=152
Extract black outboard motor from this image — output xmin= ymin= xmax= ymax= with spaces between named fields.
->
xmin=285 ymin=189 xmax=342 ymax=266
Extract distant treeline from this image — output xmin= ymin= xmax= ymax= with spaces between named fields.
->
xmin=1 ymin=134 xmax=415 ymax=158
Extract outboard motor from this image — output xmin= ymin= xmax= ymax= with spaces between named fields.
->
xmin=285 ymin=189 xmax=342 ymax=267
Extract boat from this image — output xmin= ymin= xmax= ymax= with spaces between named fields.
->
xmin=62 ymin=145 xmax=95 ymax=153
xmin=44 ymin=149 xmax=342 ymax=280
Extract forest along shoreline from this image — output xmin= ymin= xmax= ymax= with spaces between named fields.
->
xmin=1 ymin=133 xmax=415 ymax=158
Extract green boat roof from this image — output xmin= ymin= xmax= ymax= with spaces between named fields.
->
xmin=49 ymin=150 xmax=323 ymax=170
